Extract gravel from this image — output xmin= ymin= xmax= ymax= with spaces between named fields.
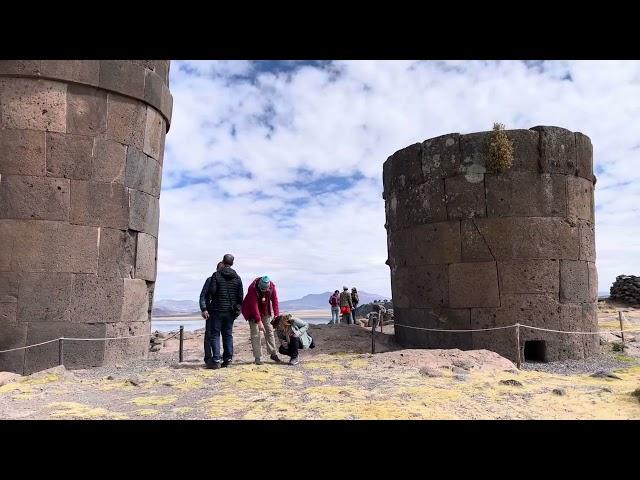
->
xmin=77 ymin=353 xmax=180 ymax=382
xmin=522 ymin=352 xmax=636 ymax=375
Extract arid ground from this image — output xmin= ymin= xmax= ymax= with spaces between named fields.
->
xmin=1 ymin=302 xmax=639 ymax=420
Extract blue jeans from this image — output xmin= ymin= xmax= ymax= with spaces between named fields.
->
xmin=331 ymin=307 xmax=340 ymax=324
xmin=351 ymin=306 xmax=358 ymax=324
xmin=208 ymin=311 xmax=234 ymax=364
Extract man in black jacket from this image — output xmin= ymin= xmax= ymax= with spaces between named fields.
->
xmin=204 ymin=254 xmax=243 ymax=369
xmin=199 ymin=261 xmax=224 ymax=365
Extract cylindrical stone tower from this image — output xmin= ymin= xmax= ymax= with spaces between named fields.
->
xmin=0 ymin=60 xmax=172 ymax=374
xmin=384 ymin=126 xmax=597 ymax=363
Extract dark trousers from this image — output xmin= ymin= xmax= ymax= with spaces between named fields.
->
xmin=207 ymin=310 xmax=235 ymax=364
xmin=351 ymin=306 xmax=358 ymax=324
xmin=279 ymin=336 xmax=301 ymax=359
xmin=278 ymin=336 xmax=315 ymax=359
xmin=204 ymin=316 xmax=213 ymax=363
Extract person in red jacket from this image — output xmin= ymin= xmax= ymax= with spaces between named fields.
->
xmin=241 ymin=275 xmax=282 ymax=365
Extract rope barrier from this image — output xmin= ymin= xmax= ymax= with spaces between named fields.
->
xmin=394 ymin=323 xmax=640 ymax=335
xmin=0 ymin=334 xmax=152 ymax=354
xmin=160 ymin=330 xmax=181 ymax=341
xmin=2 ymin=322 xmax=638 ymax=355
xmin=0 ymin=338 xmax=60 ymax=354
xmin=519 ymin=325 xmax=640 ymax=335
xmin=62 ymin=333 xmax=152 ymax=341
xmin=393 ymin=324 xmax=516 ymax=333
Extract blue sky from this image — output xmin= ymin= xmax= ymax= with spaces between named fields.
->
xmin=156 ymin=60 xmax=640 ymax=301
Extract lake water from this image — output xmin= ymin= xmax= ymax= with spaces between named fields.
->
xmin=152 ymin=312 xmax=332 ymax=333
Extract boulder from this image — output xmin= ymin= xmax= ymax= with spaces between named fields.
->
xmin=0 ymin=371 xmax=21 ymax=386
xmin=590 ymin=370 xmax=622 ymax=380
xmin=29 ymin=365 xmax=67 ymax=379
xmin=419 ymin=366 xmax=444 ymax=378
xmin=499 ymin=379 xmax=523 ymax=387
xmin=452 ymin=359 xmax=475 ymax=371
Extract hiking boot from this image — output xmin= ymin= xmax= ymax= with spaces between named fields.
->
xmin=255 ymin=359 xmax=263 ymax=365
xmin=206 ymin=362 xmax=220 ymax=370
xmin=270 ymin=354 xmax=282 ymax=363
xmin=221 ymin=360 xmax=232 ymax=368
xmin=289 ymin=357 xmax=300 ymax=366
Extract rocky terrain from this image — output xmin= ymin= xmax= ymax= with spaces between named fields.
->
xmin=1 ymin=306 xmax=639 ymax=420
xmin=354 ymin=301 xmax=393 ymax=319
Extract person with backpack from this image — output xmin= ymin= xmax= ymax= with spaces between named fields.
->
xmin=204 ymin=254 xmax=243 ymax=369
xmin=271 ymin=314 xmax=315 ymax=365
xmin=339 ymin=286 xmax=353 ymax=324
xmin=328 ymin=290 xmax=340 ymax=325
xmin=241 ymin=275 xmax=282 ymax=365
xmin=350 ymin=287 xmax=360 ymax=324
xmin=199 ymin=261 xmax=224 ymax=364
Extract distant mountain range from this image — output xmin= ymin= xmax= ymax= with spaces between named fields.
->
xmin=152 ymin=299 xmax=200 ymax=316
xmin=152 ymin=291 xmax=390 ymax=316
xmin=279 ymin=291 xmax=390 ymax=310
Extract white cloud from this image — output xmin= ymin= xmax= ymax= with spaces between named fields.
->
xmin=157 ymin=60 xmax=640 ymax=302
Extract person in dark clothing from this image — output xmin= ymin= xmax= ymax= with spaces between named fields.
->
xmin=350 ymin=287 xmax=360 ymax=324
xmin=339 ymin=286 xmax=353 ymax=324
xmin=329 ymin=290 xmax=340 ymax=325
xmin=205 ymin=254 xmax=243 ymax=369
xmin=199 ymin=261 xmax=224 ymax=364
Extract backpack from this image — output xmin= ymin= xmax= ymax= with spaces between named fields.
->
xmin=329 ymin=295 xmax=338 ymax=307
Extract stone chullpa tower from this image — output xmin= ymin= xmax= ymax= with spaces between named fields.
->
xmin=384 ymin=126 xmax=597 ymax=362
xmin=0 ymin=60 xmax=172 ymax=374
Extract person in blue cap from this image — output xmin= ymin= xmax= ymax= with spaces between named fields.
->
xmin=241 ymin=275 xmax=282 ymax=365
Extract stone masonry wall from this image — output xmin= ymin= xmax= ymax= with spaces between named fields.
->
xmin=384 ymin=126 xmax=598 ymax=362
xmin=0 ymin=60 xmax=172 ymax=374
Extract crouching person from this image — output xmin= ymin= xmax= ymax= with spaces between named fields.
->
xmin=242 ymin=275 xmax=281 ymax=365
xmin=271 ymin=314 xmax=315 ymax=365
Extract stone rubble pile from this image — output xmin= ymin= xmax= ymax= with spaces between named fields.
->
xmin=149 ymin=331 xmax=165 ymax=352
xmin=610 ymin=275 xmax=640 ymax=305
xmin=356 ymin=303 xmax=395 ymax=328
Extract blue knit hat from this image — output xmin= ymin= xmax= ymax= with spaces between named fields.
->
xmin=258 ymin=276 xmax=270 ymax=290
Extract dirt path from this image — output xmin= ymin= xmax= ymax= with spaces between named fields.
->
xmin=1 ymin=314 xmax=639 ymax=420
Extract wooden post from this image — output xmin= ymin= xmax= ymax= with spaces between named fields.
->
xmin=618 ymin=311 xmax=625 ymax=350
xmin=179 ymin=326 xmax=184 ymax=363
xmin=515 ymin=324 xmax=521 ymax=370
xmin=371 ymin=318 xmax=376 ymax=355
xmin=58 ymin=338 xmax=64 ymax=367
